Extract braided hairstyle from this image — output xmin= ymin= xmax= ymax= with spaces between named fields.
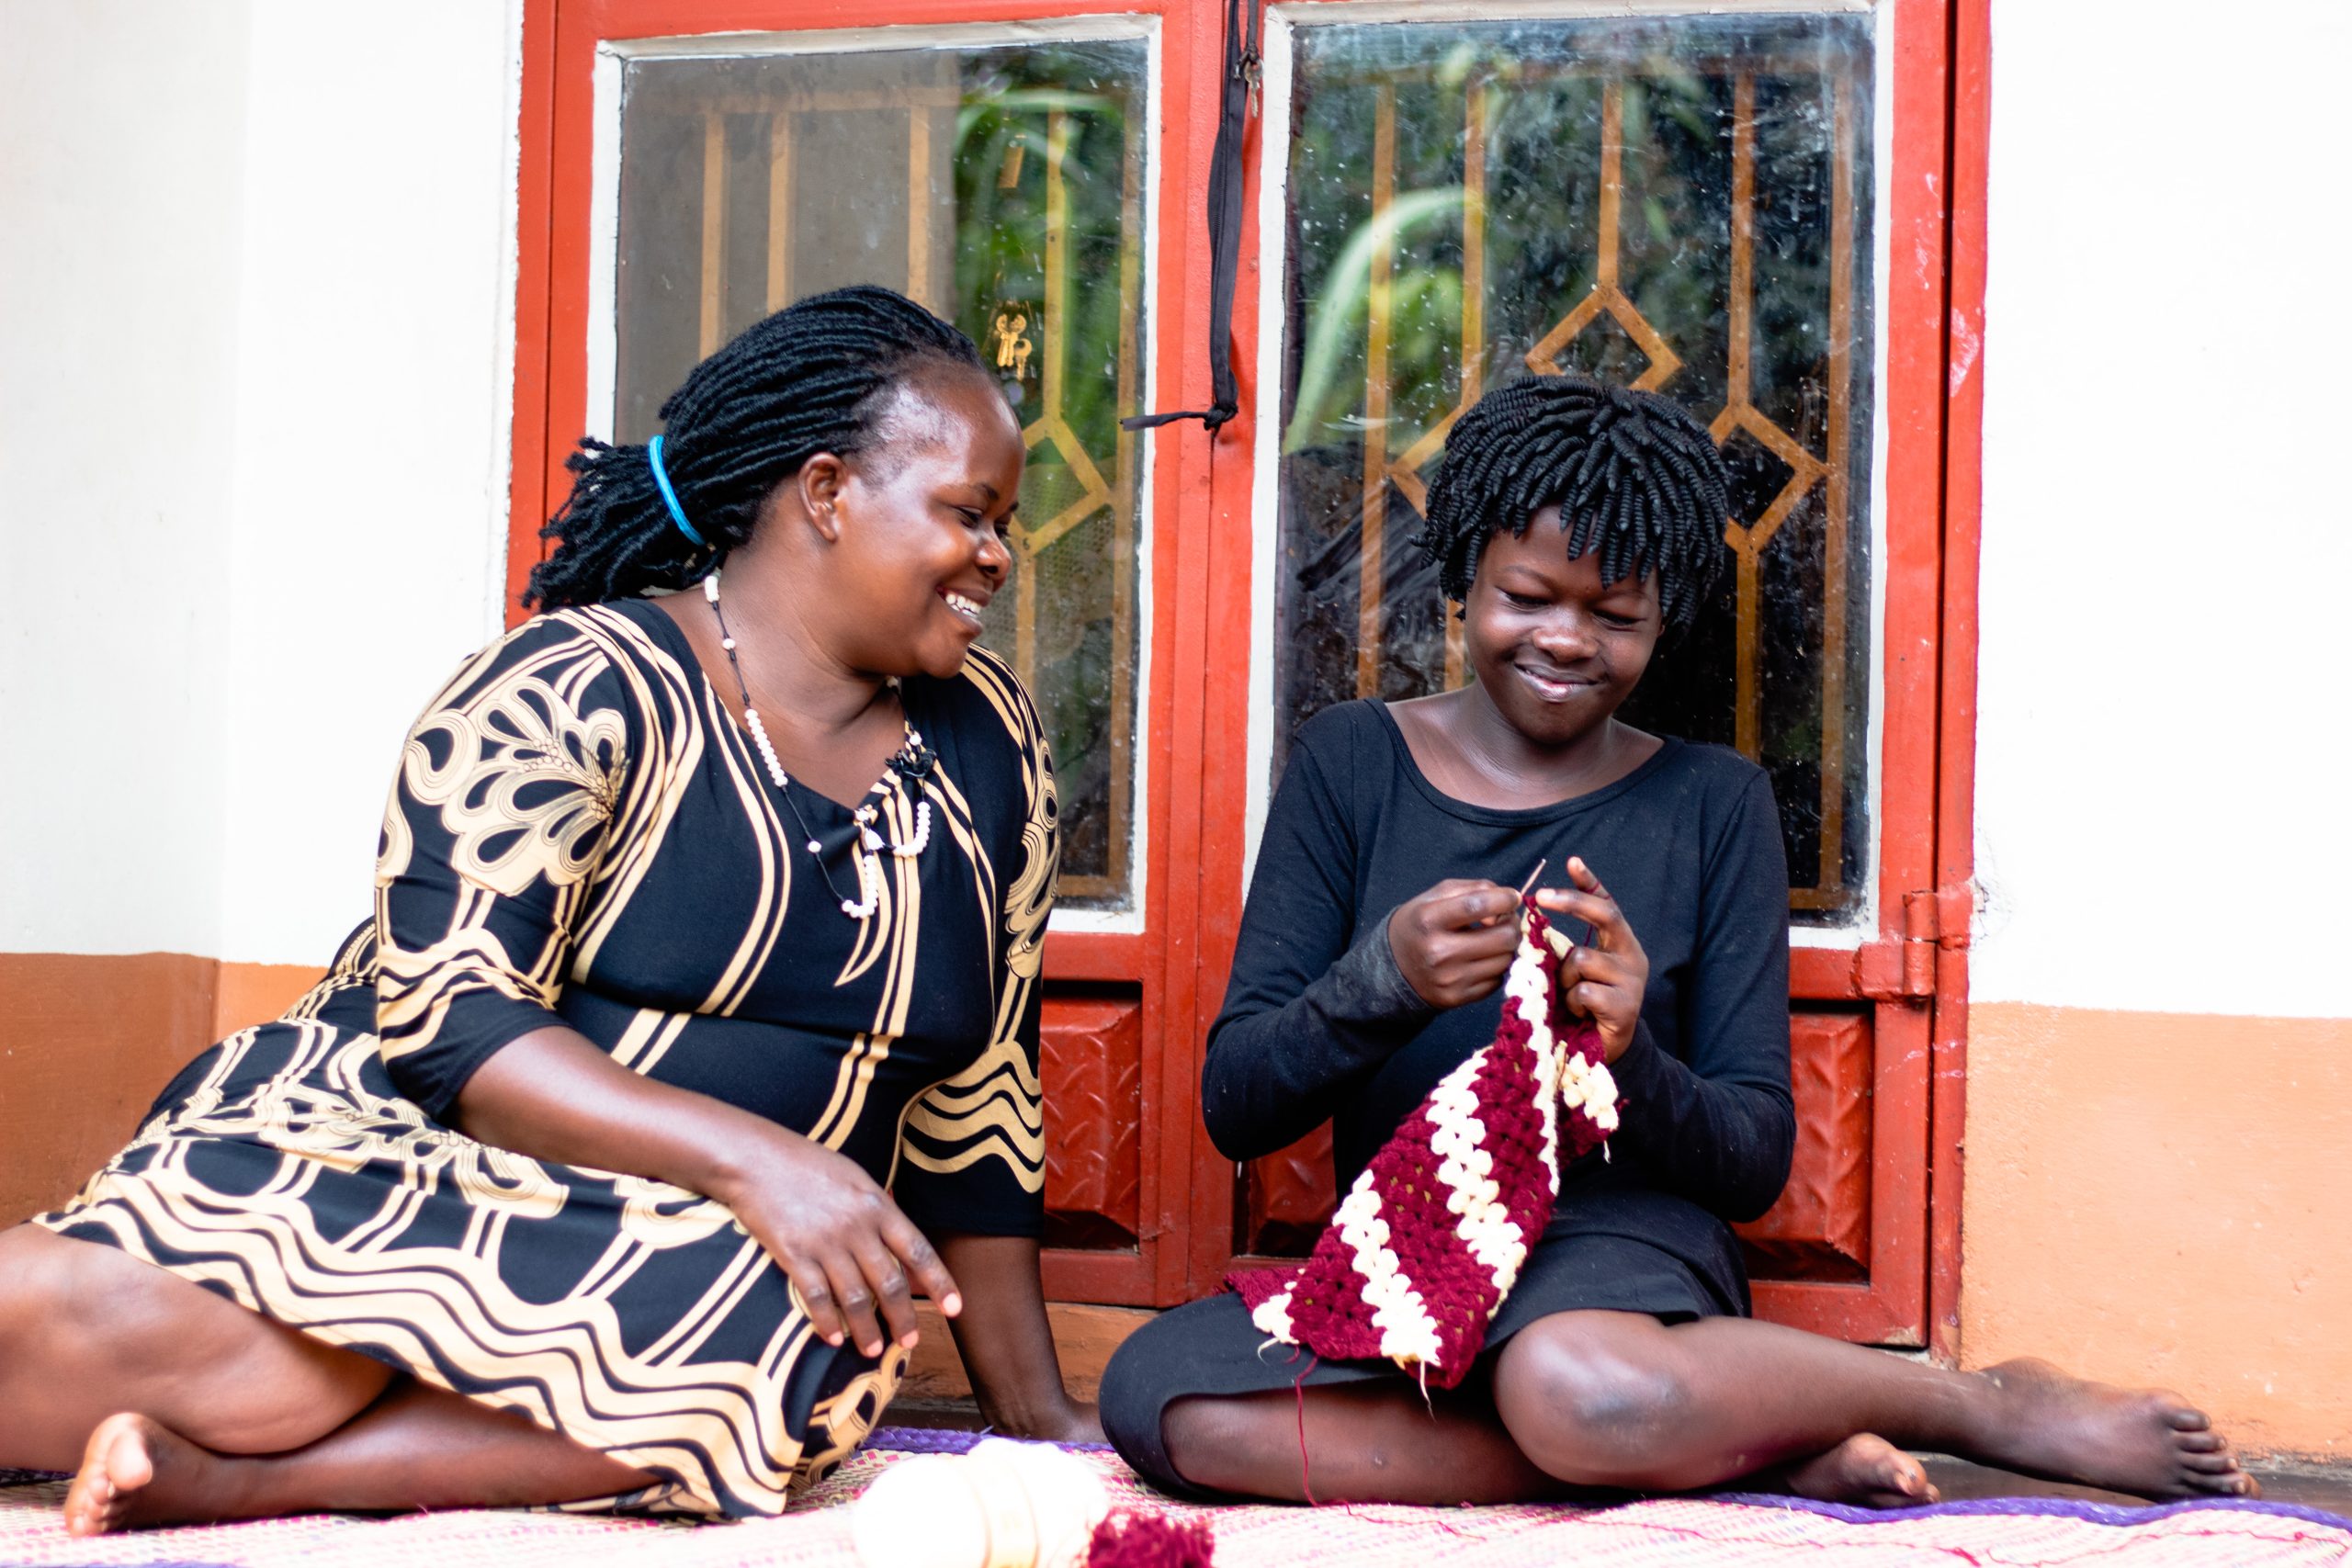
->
xmin=527 ymin=285 xmax=989 ymax=610
xmin=1418 ymin=375 xmax=1732 ymax=634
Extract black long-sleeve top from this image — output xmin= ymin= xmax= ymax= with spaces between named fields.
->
xmin=1205 ymin=702 xmax=1796 ymax=1265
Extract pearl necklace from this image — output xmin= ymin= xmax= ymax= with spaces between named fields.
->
xmin=703 ymin=571 xmax=933 ymax=919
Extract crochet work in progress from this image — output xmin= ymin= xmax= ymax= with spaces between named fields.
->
xmin=1228 ymin=899 xmax=1621 ymax=1390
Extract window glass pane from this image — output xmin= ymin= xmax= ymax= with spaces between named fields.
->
xmin=1275 ymin=14 xmax=1875 ymax=922
xmin=616 ymin=37 xmax=1148 ymax=912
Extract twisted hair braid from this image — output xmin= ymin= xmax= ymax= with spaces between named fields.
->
xmin=526 ymin=285 xmax=989 ymax=610
xmin=1418 ymin=375 xmax=1732 ymax=633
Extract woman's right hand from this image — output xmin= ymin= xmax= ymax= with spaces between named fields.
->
xmin=715 ymin=1131 xmax=962 ymax=1360
xmin=454 ymin=1026 xmax=960 ymax=1360
xmin=1386 ymin=878 xmax=1522 ymax=1009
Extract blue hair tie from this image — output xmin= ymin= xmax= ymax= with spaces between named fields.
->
xmin=647 ymin=434 xmax=707 ymax=548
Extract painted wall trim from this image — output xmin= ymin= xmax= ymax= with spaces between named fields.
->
xmin=0 ymin=953 xmax=325 ymax=1229
xmin=1929 ymin=0 xmax=1987 ymax=1368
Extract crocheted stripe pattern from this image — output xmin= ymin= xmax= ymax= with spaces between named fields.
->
xmin=1229 ymin=900 xmax=1620 ymax=1388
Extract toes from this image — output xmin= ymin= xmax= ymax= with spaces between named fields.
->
xmin=1810 ymin=1435 xmax=1942 ymax=1510
xmin=2182 ymin=1451 xmax=2242 ymax=1474
xmin=1888 ymin=1454 xmax=1933 ymax=1499
xmin=63 ymin=1415 xmax=155 ymax=1537
xmin=2163 ymin=1403 xmax=2211 ymax=1433
xmin=62 ymin=1483 xmax=117 ymax=1539
xmin=1844 ymin=1433 xmax=1916 ymax=1489
xmin=2176 ymin=1430 xmax=2226 ymax=1454
xmin=1859 ymin=1478 xmax=1937 ymax=1511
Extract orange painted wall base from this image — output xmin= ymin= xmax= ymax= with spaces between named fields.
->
xmin=0 ymin=954 xmax=322 ymax=1226
xmin=1961 ymin=1000 xmax=2352 ymax=1459
xmin=210 ymin=959 xmax=328 ymax=1040
xmin=18 ymin=966 xmax=2347 ymax=1458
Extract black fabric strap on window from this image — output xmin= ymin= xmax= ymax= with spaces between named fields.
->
xmin=1122 ymin=0 xmax=1264 ymax=433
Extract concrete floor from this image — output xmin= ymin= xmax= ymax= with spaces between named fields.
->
xmin=1918 ymin=1453 xmax=2352 ymax=1517
xmin=892 ymin=1396 xmax=2352 ymax=1519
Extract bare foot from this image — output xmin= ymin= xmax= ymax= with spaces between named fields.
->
xmin=1780 ymin=1433 xmax=1940 ymax=1509
xmin=62 ymin=1413 xmax=247 ymax=1535
xmin=1975 ymin=1359 xmax=2257 ymax=1501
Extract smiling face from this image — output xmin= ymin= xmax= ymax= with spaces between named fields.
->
xmin=805 ymin=366 xmax=1025 ymax=680
xmin=1462 ymin=507 xmax=1663 ymax=748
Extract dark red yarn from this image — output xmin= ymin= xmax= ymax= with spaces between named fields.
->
xmin=1085 ymin=1507 xmax=1216 ymax=1568
xmin=1229 ymin=901 xmax=1612 ymax=1389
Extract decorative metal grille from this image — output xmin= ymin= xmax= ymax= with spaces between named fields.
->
xmin=1275 ymin=15 xmax=1876 ymax=919
xmin=614 ymin=39 xmax=1148 ymax=909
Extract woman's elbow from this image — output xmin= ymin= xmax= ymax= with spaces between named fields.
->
xmin=1198 ymin=1032 xmax=1277 ymax=1162
xmin=1721 ymin=1107 xmax=1798 ymax=1223
xmin=1200 ymin=1090 xmax=1277 ymax=1164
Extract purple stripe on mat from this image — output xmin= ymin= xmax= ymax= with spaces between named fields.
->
xmin=865 ymin=1426 xmax=982 ymax=1454
xmin=865 ymin=1427 xmax=1114 ymax=1455
xmin=857 ymin=1435 xmax=2348 ymax=1533
xmin=1712 ymin=1490 xmax=2352 ymax=1532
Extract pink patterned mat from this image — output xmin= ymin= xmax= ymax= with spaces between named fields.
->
xmin=3 ymin=1431 xmax=2345 ymax=1567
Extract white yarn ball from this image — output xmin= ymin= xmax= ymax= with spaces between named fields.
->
xmin=972 ymin=1439 xmax=1111 ymax=1568
xmin=852 ymin=1454 xmax=989 ymax=1568
xmin=851 ymin=1442 xmax=1111 ymax=1568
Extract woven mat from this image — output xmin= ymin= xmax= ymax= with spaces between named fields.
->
xmin=4 ymin=1430 xmax=2346 ymax=1567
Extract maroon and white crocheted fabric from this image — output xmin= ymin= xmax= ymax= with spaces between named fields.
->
xmin=1228 ymin=899 xmax=1621 ymax=1390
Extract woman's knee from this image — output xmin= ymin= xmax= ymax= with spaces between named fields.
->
xmin=0 ymin=1225 xmax=389 ymax=1452
xmin=1100 ymin=1319 xmax=1216 ymax=1486
xmin=0 ymin=1225 xmax=148 ymax=1360
xmin=0 ymin=1226 xmax=74 ymax=1354
xmin=1099 ymin=1310 xmax=1289 ymax=1495
xmin=1158 ymin=1394 xmax=1272 ymax=1488
xmin=1494 ymin=1313 xmax=1694 ymax=1483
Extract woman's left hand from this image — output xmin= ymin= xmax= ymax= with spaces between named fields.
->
xmin=1533 ymin=856 xmax=1649 ymax=1065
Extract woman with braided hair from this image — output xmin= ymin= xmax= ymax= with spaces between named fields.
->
xmin=1100 ymin=375 xmax=2257 ymax=1507
xmin=0 ymin=286 xmax=1095 ymax=1531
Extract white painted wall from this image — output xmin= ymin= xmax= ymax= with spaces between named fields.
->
xmin=0 ymin=0 xmax=524 ymax=964
xmin=214 ymin=0 xmax=524 ymax=964
xmin=1972 ymin=0 xmax=2352 ymax=1019
xmin=12 ymin=0 xmax=2348 ymax=1013
xmin=0 ymin=2 xmax=253 ymax=955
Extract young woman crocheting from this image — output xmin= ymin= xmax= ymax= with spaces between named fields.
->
xmin=1098 ymin=376 xmax=2256 ymax=1508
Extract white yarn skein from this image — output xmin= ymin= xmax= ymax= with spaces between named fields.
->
xmin=853 ymin=1439 xmax=1111 ymax=1568
xmin=853 ymin=1456 xmax=986 ymax=1568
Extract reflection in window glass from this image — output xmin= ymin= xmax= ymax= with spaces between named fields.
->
xmin=615 ymin=39 xmax=1148 ymax=911
xmin=1276 ymin=15 xmax=1875 ymax=921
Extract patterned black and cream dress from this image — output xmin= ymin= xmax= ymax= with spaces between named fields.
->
xmin=36 ymin=598 xmax=1057 ymax=1517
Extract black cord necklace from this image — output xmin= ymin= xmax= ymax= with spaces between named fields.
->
xmin=701 ymin=570 xmax=933 ymax=919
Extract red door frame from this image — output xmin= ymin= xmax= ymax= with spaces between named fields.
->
xmin=1931 ymin=0 xmax=1991 ymax=1366
xmin=506 ymin=0 xmax=1990 ymax=1352
xmin=1762 ymin=0 xmax=1951 ymax=1346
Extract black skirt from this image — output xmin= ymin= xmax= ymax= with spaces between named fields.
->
xmin=1102 ymin=1202 xmax=1750 ymax=1500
